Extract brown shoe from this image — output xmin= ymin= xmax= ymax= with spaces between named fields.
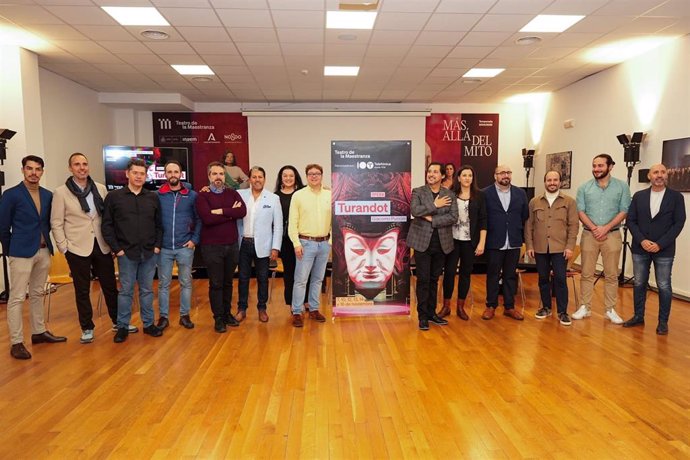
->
xmin=258 ymin=309 xmax=269 ymax=323
xmin=438 ymin=299 xmax=451 ymax=318
xmin=292 ymin=313 xmax=303 ymax=328
xmin=482 ymin=307 xmax=495 ymax=320
xmin=236 ymin=309 xmax=247 ymax=322
xmin=503 ymin=308 xmax=524 ymax=321
xmin=10 ymin=343 xmax=31 ymax=360
xmin=456 ymin=298 xmax=469 ymax=321
xmin=308 ymin=310 xmax=326 ymax=322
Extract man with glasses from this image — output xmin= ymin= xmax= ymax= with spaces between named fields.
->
xmin=482 ymin=165 xmax=529 ymax=321
xmin=288 ymin=164 xmax=331 ymax=327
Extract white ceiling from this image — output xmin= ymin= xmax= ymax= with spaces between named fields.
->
xmin=1 ymin=0 xmax=688 ymax=104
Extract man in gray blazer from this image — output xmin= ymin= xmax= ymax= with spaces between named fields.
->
xmin=408 ymin=162 xmax=458 ymax=330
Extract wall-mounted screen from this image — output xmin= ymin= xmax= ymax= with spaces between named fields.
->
xmin=103 ymin=145 xmax=190 ymax=191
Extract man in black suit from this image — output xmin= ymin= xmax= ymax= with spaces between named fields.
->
xmin=408 ymin=162 xmax=458 ymax=330
xmin=482 ymin=164 xmax=529 ymax=321
xmin=623 ymin=163 xmax=686 ymax=335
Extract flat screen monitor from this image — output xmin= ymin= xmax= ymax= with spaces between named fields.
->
xmin=103 ymin=145 xmax=190 ymax=191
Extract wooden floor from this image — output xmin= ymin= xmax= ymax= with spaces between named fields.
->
xmin=1 ymin=273 xmax=689 ymax=459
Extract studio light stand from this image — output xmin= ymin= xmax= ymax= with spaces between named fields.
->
xmin=522 ymin=148 xmax=535 ymax=187
xmin=616 ymin=132 xmax=644 ymax=286
xmin=0 ymin=128 xmax=17 ymax=304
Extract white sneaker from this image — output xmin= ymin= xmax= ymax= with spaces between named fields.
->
xmin=80 ymin=329 xmax=94 ymax=344
xmin=112 ymin=323 xmax=139 ymax=333
xmin=572 ymin=305 xmax=591 ymax=320
xmin=606 ymin=309 xmax=624 ymax=324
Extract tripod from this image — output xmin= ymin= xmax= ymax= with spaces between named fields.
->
xmin=618 ymin=161 xmax=637 ymax=286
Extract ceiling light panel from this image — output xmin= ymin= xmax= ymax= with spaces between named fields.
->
xmin=520 ymin=15 xmax=585 ymax=33
xmin=101 ymin=7 xmax=170 ymax=26
xmin=171 ymin=64 xmax=214 ymax=75
xmin=326 ymin=11 xmax=377 ymax=29
xmin=463 ymin=68 xmax=505 ymax=78
xmin=324 ymin=65 xmax=360 ymax=76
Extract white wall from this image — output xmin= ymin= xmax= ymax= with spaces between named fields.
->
xmin=38 ymin=68 xmax=115 ymax=187
xmin=538 ymin=35 xmax=690 ymax=296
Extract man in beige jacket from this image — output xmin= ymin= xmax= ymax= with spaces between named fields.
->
xmin=525 ymin=170 xmax=579 ymax=325
xmin=51 ymin=153 xmax=137 ymax=343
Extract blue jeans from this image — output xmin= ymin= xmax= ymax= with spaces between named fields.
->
xmin=158 ymin=247 xmax=194 ymax=317
xmin=632 ymin=253 xmax=674 ymax=323
xmin=291 ymin=239 xmax=330 ymax=314
xmin=238 ymin=239 xmax=270 ymax=311
xmin=117 ymin=254 xmax=157 ymax=328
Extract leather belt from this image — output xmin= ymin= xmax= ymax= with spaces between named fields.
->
xmin=584 ymin=227 xmax=619 ymax=233
xmin=242 ymin=237 xmax=254 ymax=242
xmin=299 ymin=234 xmax=329 ymax=242
xmin=40 ymin=242 xmax=48 ymax=248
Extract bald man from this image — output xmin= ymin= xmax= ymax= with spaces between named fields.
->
xmin=623 ymin=164 xmax=685 ymax=335
xmin=481 ymin=164 xmax=529 ymax=321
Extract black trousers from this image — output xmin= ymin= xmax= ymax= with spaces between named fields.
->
xmin=443 ymin=240 xmax=476 ymax=300
xmin=64 ymin=240 xmax=118 ymax=330
xmin=485 ymin=248 xmax=520 ymax=309
xmin=414 ymin=236 xmax=445 ymax=321
xmin=535 ymin=252 xmax=568 ymax=314
xmin=280 ymin=236 xmax=308 ymax=306
xmin=201 ymin=243 xmax=238 ymax=320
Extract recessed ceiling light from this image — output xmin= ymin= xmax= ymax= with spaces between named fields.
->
xmin=102 ymin=7 xmax=169 ymax=26
xmin=520 ymin=15 xmax=584 ymax=33
xmin=326 ymin=11 xmax=377 ymax=30
xmin=585 ymin=36 xmax=674 ymax=63
xmin=192 ymin=76 xmax=213 ymax=82
xmin=140 ymin=29 xmax=169 ymax=40
xmin=463 ymin=68 xmax=504 ymax=78
xmin=515 ymin=36 xmax=542 ymax=46
xmin=324 ymin=66 xmax=359 ymax=76
xmin=172 ymin=65 xmax=214 ymax=76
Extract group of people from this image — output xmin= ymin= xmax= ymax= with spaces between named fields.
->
xmin=0 ymin=151 xmax=685 ymax=360
xmin=0 ymin=154 xmax=332 ymax=360
xmin=409 ymin=156 xmax=685 ymax=334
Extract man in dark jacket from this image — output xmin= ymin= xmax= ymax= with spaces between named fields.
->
xmin=156 ymin=160 xmax=201 ymax=330
xmin=102 ymin=158 xmax=163 ymax=343
xmin=482 ymin=164 xmax=529 ymax=321
xmin=0 ymin=155 xmax=66 ymax=360
xmin=623 ymin=163 xmax=686 ymax=334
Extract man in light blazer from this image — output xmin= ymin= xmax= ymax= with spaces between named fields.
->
xmin=407 ymin=162 xmax=458 ymax=331
xmin=0 ymin=155 xmax=66 ymax=360
xmin=482 ymin=164 xmax=529 ymax=321
xmin=236 ymin=166 xmax=283 ymax=322
xmin=51 ymin=153 xmax=134 ymax=344
xmin=623 ymin=163 xmax=686 ymax=334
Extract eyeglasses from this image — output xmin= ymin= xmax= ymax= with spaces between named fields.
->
xmin=307 ymin=172 xmax=322 ymax=177
xmin=496 ymin=171 xmax=512 ymax=176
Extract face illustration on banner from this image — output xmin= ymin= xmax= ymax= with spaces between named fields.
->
xmin=342 ymin=226 xmax=400 ymax=299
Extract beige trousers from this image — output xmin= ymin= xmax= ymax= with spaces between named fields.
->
xmin=7 ymin=248 xmax=51 ymax=345
xmin=579 ymin=230 xmax=622 ymax=312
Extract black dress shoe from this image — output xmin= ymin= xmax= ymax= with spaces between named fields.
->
xmin=179 ymin=315 xmax=195 ymax=329
xmin=114 ymin=327 xmax=128 ymax=343
xmin=429 ymin=315 xmax=449 ymax=326
xmin=215 ymin=317 xmax=227 ymax=333
xmin=225 ymin=314 xmax=240 ymax=327
xmin=419 ymin=319 xmax=430 ymax=331
xmin=143 ymin=325 xmax=163 ymax=337
xmin=10 ymin=343 xmax=31 ymax=360
xmin=31 ymin=331 xmax=67 ymax=344
xmin=622 ymin=316 xmax=645 ymax=328
xmin=656 ymin=322 xmax=669 ymax=335
xmin=157 ymin=316 xmax=169 ymax=330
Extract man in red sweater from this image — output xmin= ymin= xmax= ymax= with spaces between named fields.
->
xmin=196 ymin=161 xmax=247 ymax=333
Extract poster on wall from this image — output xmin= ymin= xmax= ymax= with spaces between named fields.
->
xmin=331 ymin=140 xmax=411 ymax=317
xmin=545 ymin=151 xmax=572 ymax=189
xmin=152 ymin=112 xmax=249 ymax=189
xmin=662 ymin=137 xmax=690 ymax=192
xmin=425 ymin=113 xmax=499 ymax=189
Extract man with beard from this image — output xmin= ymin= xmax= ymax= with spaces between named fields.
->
xmin=573 ymin=154 xmax=631 ymax=323
xmin=622 ymin=164 xmax=685 ymax=334
xmin=407 ymin=162 xmax=458 ymax=330
xmin=525 ymin=171 xmax=579 ymax=326
xmin=196 ymin=161 xmax=246 ymax=333
xmin=156 ymin=160 xmax=201 ymax=330
xmin=482 ymin=165 xmax=529 ymax=321
xmin=51 ymin=153 xmax=132 ymax=344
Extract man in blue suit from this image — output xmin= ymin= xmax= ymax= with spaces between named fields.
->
xmin=236 ymin=166 xmax=283 ymax=323
xmin=0 ymin=155 xmax=67 ymax=360
xmin=482 ymin=164 xmax=529 ymax=321
xmin=623 ymin=163 xmax=686 ymax=335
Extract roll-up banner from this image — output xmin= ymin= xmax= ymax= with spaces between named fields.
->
xmin=331 ymin=141 xmax=411 ymax=317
